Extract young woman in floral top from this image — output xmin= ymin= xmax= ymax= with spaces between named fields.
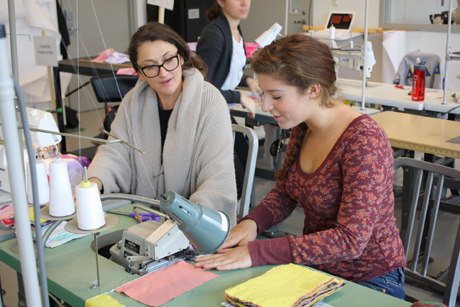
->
xmin=195 ymin=33 xmax=406 ymax=299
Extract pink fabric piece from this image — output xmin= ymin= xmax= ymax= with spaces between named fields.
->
xmin=115 ymin=261 xmax=218 ymax=306
xmin=116 ymin=67 xmax=138 ymax=76
xmin=92 ymin=48 xmax=114 ymax=62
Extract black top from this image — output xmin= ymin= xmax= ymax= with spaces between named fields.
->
xmin=196 ymin=13 xmax=249 ymax=104
xmin=158 ymin=103 xmax=173 ymax=155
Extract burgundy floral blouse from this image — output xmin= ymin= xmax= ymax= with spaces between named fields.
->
xmin=245 ymin=114 xmax=406 ymax=283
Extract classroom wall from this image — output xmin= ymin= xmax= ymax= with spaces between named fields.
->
xmin=388 ymin=0 xmax=457 ymax=24
xmin=60 ymin=0 xmax=132 ymax=113
xmin=251 ymin=0 xmax=459 ymax=92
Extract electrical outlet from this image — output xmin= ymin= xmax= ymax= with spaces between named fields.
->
xmin=332 ymin=0 xmax=339 ymax=6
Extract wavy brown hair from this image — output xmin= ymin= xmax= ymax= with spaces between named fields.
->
xmin=251 ymin=33 xmax=339 ymax=181
xmin=206 ymin=1 xmax=222 ymax=21
xmin=128 ymin=22 xmax=206 ymax=78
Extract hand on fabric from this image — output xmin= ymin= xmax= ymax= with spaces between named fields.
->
xmin=246 ymin=77 xmax=262 ymax=103
xmin=220 ymin=219 xmax=258 ymax=249
xmin=194 ymin=245 xmax=252 ymax=270
xmin=240 ymin=95 xmax=256 ymax=119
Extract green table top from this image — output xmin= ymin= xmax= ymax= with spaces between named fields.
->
xmin=0 ymin=204 xmax=412 ymax=307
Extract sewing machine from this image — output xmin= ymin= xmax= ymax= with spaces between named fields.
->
xmin=322 ymin=39 xmax=376 ymax=83
xmin=108 ymin=191 xmax=230 ymax=276
xmin=109 ymin=215 xmax=194 ymax=275
xmin=0 ymin=108 xmax=61 ymax=193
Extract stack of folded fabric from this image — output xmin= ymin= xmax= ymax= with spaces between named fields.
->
xmin=223 ymin=264 xmax=345 ymax=307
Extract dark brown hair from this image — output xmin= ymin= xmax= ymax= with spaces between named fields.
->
xmin=128 ymin=22 xmax=206 ymax=77
xmin=251 ymin=33 xmax=339 ymax=181
xmin=206 ymin=0 xmax=222 ymax=21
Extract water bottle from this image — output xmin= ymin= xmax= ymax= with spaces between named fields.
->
xmin=412 ymin=59 xmax=426 ymax=101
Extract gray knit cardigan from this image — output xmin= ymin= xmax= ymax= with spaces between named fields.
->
xmin=87 ymin=68 xmax=238 ymax=226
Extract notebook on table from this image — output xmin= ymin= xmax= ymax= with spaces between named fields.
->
xmin=314 ymin=12 xmax=355 ymax=38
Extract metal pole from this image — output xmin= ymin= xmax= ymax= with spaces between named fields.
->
xmin=360 ymin=0 xmax=369 ymax=111
xmin=7 ymin=0 xmax=19 ymax=80
xmin=442 ymin=0 xmax=453 ymax=105
xmin=91 ymin=233 xmax=101 ymax=289
xmin=0 ymin=25 xmax=42 ymax=307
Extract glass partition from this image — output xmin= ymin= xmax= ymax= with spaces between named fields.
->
xmin=381 ymin=0 xmax=459 ymax=31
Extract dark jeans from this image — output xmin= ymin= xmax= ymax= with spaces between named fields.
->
xmin=357 ymin=267 xmax=405 ymax=300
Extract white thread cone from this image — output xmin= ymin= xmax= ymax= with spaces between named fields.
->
xmin=27 ymin=159 xmax=49 ymax=205
xmin=48 ymin=157 xmax=75 ymax=217
xmin=75 ymin=182 xmax=105 ymax=230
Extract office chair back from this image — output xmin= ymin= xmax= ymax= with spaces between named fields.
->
xmin=232 ymin=125 xmax=258 ymax=220
xmin=394 ymin=157 xmax=460 ymax=307
xmin=90 ymin=74 xmax=139 ymax=115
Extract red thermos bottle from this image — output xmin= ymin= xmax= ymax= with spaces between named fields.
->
xmin=412 ymin=61 xmax=426 ymax=101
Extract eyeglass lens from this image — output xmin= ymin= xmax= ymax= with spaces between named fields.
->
xmin=142 ymin=55 xmax=179 ymax=78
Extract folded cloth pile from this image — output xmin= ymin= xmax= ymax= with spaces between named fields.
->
xmin=224 ymin=264 xmax=345 ymax=307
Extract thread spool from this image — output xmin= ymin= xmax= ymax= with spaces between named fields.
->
xmin=27 ymin=159 xmax=49 ymax=205
xmin=329 ymin=25 xmax=336 ymax=40
xmin=75 ymin=180 xmax=105 ymax=231
xmin=48 ymin=157 xmax=75 ymax=217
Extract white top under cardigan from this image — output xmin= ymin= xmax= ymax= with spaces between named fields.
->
xmin=87 ymin=68 xmax=238 ymax=226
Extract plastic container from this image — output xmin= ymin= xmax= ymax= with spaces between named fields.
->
xmin=412 ymin=59 xmax=426 ymax=101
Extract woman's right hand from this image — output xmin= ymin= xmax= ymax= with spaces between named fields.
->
xmin=219 ymin=219 xmax=258 ymax=250
xmin=240 ymin=94 xmax=256 ymax=119
xmin=89 ymin=177 xmax=103 ymax=194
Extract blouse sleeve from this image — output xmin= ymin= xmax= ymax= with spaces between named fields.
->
xmin=248 ymin=124 xmax=394 ymax=267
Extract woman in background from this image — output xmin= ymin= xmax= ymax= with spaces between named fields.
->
xmin=197 ymin=0 xmax=259 ymax=115
xmin=195 ymin=34 xmax=406 ymax=299
xmin=87 ymin=22 xmax=238 ymax=226
xmin=197 ymin=0 xmax=270 ymax=197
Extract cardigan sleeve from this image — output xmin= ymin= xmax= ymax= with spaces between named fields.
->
xmin=187 ymin=83 xmax=238 ymax=226
xmin=247 ymin=124 xmax=394 ymax=267
xmin=87 ymin=93 xmax=135 ymax=194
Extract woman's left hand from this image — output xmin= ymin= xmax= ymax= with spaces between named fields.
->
xmin=246 ymin=77 xmax=262 ymax=103
xmin=194 ymin=245 xmax=252 ymax=271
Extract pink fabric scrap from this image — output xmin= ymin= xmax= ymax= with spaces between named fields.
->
xmin=115 ymin=260 xmax=218 ymax=306
xmin=116 ymin=67 xmax=138 ymax=76
xmin=92 ymin=48 xmax=114 ymax=62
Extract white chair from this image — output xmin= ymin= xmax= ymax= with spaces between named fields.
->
xmin=394 ymin=157 xmax=460 ymax=307
xmin=232 ymin=124 xmax=258 ymax=220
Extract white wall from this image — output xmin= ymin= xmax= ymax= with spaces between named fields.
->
xmin=60 ymin=0 xmax=132 ymax=113
xmin=388 ymin=0 xmax=457 ymax=24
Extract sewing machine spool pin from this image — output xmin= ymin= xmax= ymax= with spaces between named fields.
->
xmin=91 ymin=232 xmax=101 ymax=289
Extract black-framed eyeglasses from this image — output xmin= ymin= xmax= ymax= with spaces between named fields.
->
xmin=137 ymin=54 xmax=180 ymax=78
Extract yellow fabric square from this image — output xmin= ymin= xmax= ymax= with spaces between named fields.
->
xmin=225 ymin=264 xmax=344 ymax=307
xmin=28 ymin=207 xmax=47 ymax=224
xmin=85 ymin=294 xmax=125 ymax=307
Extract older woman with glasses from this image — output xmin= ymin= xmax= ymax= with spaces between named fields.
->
xmin=87 ymin=22 xmax=238 ymax=226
